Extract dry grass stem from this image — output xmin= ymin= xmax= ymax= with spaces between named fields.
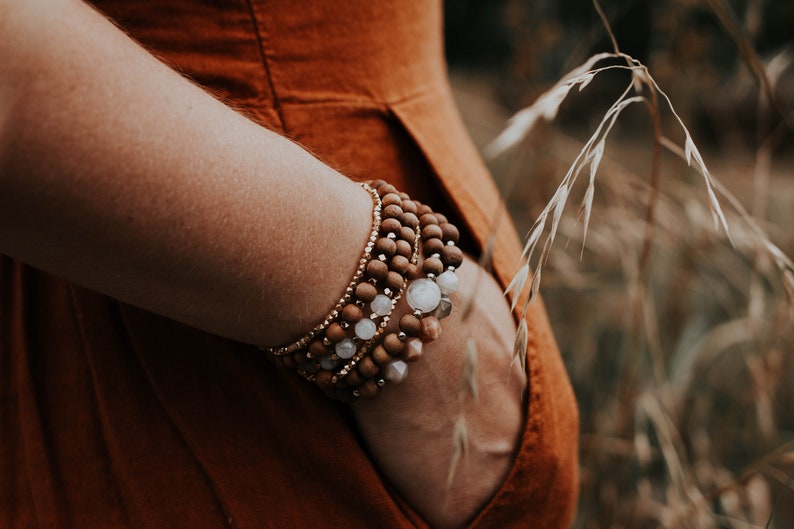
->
xmin=462 ymin=338 xmax=479 ymax=403
xmin=464 ymin=2 xmax=794 ymax=526
xmin=447 ymin=415 xmax=469 ymax=486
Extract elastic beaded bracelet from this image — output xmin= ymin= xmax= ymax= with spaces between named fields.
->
xmin=335 ymin=181 xmax=461 ymax=401
xmin=264 ymin=183 xmax=382 ymax=358
xmin=265 ymin=182 xmax=418 ymax=372
xmin=263 ymin=180 xmax=460 ymax=402
xmin=303 ymin=184 xmax=421 ymax=398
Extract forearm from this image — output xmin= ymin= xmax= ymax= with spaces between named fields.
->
xmin=0 ymin=0 xmax=371 ymax=345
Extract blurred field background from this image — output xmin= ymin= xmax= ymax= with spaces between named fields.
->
xmin=443 ymin=1 xmax=794 ymax=527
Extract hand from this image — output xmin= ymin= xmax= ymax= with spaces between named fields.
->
xmin=352 ymin=254 xmax=525 ymax=529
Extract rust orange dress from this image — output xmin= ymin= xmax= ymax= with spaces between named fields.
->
xmin=0 ymin=1 xmax=579 ymax=527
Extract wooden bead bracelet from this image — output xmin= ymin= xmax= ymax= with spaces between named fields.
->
xmin=264 ymin=183 xmax=383 ymax=357
xmin=263 ymin=180 xmax=461 ymax=402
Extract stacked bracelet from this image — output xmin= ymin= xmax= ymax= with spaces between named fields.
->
xmin=263 ymin=180 xmax=461 ymax=402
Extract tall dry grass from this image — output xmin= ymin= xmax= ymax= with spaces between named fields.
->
xmin=452 ymin=0 xmax=794 ymax=526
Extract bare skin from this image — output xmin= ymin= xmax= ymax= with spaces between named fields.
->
xmin=0 ymin=1 xmax=525 ymax=527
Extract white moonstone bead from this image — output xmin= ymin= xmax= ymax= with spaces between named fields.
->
xmin=436 ymin=270 xmax=459 ymax=295
xmin=335 ymin=338 xmax=356 ymax=359
xmin=384 ymin=359 xmax=408 ymax=384
xmin=406 ymin=278 xmax=441 ymax=313
xmin=370 ymin=294 xmax=392 ymax=316
xmin=354 ymin=318 xmax=377 ymax=340
xmin=320 ymin=356 xmax=339 ymax=370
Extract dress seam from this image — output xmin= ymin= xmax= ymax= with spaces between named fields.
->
xmin=275 ymin=84 xmax=436 ymax=108
xmin=115 ymin=308 xmax=234 ymax=529
xmin=66 ymin=285 xmax=134 ymax=529
xmin=242 ymin=0 xmax=286 ymax=132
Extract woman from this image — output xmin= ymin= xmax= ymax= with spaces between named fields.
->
xmin=0 ymin=0 xmax=578 ymax=527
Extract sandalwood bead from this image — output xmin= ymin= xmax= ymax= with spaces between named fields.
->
xmin=383 ymin=333 xmax=405 ymax=355
xmin=357 ymin=356 xmax=380 ymax=378
xmin=395 ymin=239 xmax=412 ymax=258
xmin=401 ymin=212 xmax=419 ymax=229
xmin=375 ymin=237 xmax=397 ymax=257
xmin=440 ymin=222 xmax=459 ymax=244
xmin=316 ymin=370 xmax=334 ymax=390
xmin=399 ymin=314 xmax=422 ymax=336
xmin=371 ymin=345 xmax=392 ymax=365
xmin=402 ymin=200 xmax=418 ymax=214
xmin=293 ymin=351 xmax=309 ymax=365
xmin=421 ymin=224 xmax=443 ymax=241
xmin=344 ymin=369 xmax=364 ymax=386
xmin=381 ymin=192 xmax=401 ymax=206
xmin=384 ymin=271 xmax=404 ymax=291
xmin=420 ymin=316 xmax=442 ymax=342
xmin=326 ymin=322 xmax=347 ymax=343
xmin=366 ymin=259 xmax=389 ymax=280
xmin=398 ymin=192 xmax=410 ymax=200
xmin=423 ymin=237 xmax=444 ymax=255
xmin=434 ymin=212 xmax=448 ymax=224
xmin=422 ymin=257 xmax=443 ymax=276
xmin=406 ymin=263 xmax=421 ymax=280
xmin=390 ymin=254 xmax=410 ymax=274
xmin=416 ymin=203 xmax=433 ymax=216
xmin=381 ymin=218 xmax=402 ymax=234
xmin=355 ymin=282 xmax=378 ymax=302
xmin=399 ymin=226 xmax=416 ymax=243
xmin=419 ymin=213 xmax=438 ymax=227
xmin=309 ymin=340 xmax=328 ymax=358
xmin=341 ymin=303 xmax=363 ymax=323
xmin=358 ymin=379 xmax=380 ymax=399
xmin=383 ymin=204 xmax=403 ymax=219
xmin=440 ymin=245 xmax=463 ymax=268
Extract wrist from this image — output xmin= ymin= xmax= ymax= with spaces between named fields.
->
xmin=262 ymin=180 xmax=463 ymax=401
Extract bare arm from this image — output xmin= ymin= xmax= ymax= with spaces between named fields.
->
xmin=0 ymin=0 xmax=373 ymax=346
xmin=0 ymin=1 xmax=525 ymax=526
